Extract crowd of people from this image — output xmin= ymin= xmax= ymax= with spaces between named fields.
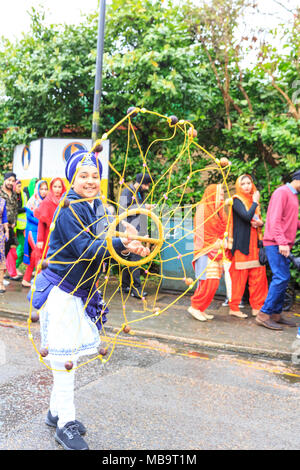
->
xmin=189 ymin=170 xmax=300 ymax=332
xmin=2 ymin=153 xmax=298 ymax=451
xmin=0 ymin=167 xmax=299 ymax=333
xmin=0 ymin=172 xmax=66 ymax=291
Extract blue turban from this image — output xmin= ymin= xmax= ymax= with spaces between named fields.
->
xmin=65 ymin=150 xmax=103 ymax=183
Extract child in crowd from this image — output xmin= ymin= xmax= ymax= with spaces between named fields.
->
xmin=14 ymin=180 xmax=28 ymax=272
xmin=22 ymin=180 xmax=48 ymax=287
xmin=34 ymin=177 xmax=66 ymax=257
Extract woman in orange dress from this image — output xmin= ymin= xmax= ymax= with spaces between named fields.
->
xmin=188 ymin=184 xmax=228 ymax=321
xmin=228 ymin=174 xmax=268 ymax=318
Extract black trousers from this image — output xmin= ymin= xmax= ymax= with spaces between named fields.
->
xmin=121 ymin=253 xmax=141 ymax=291
xmin=5 ymin=226 xmax=17 ymax=257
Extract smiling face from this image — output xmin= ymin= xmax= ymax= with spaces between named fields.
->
xmin=240 ymin=176 xmax=252 ymax=194
xmin=73 ymin=165 xmax=100 ymax=199
xmin=4 ymin=176 xmax=16 ymax=191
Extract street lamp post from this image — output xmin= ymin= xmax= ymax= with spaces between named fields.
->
xmin=92 ymin=0 xmax=106 ymax=145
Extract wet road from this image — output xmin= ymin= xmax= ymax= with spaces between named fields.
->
xmin=0 ymin=317 xmax=300 ymax=450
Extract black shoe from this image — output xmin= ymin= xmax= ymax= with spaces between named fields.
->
xmin=118 ymin=287 xmax=130 ymax=294
xmin=45 ymin=410 xmax=86 ymax=435
xmin=55 ymin=421 xmax=89 ymax=450
xmin=131 ymin=290 xmax=148 ymax=299
xmin=9 ymin=275 xmax=22 ymax=281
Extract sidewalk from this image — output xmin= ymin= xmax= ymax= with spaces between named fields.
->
xmin=1 ymin=277 xmax=299 ymax=361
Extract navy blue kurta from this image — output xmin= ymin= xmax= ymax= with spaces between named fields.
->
xmin=47 ymin=189 xmax=124 ymax=289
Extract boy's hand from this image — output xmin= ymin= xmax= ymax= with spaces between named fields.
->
xmin=121 ymin=221 xmax=150 ymax=257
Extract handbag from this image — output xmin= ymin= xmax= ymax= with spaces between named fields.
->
xmin=258 ymin=240 xmax=268 ymax=266
xmin=27 ymin=271 xmax=53 ymax=310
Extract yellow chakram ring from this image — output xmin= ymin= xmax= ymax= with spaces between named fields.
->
xmin=106 ymin=208 xmax=164 ymax=267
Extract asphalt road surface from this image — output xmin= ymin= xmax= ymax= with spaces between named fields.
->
xmin=0 ymin=316 xmax=300 ymax=451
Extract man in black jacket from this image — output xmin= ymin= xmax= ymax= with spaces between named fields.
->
xmin=119 ymin=173 xmax=153 ymax=298
xmin=0 ymin=172 xmax=22 ymax=280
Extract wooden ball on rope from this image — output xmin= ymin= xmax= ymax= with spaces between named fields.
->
xmin=39 ymin=348 xmax=48 ymax=358
xmin=123 ymin=325 xmax=131 ymax=334
xmin=99 ymin=348 xmax=108 ymax=357
xmin=62 ymin=198 xmax=70 ymax=208
xmin=169 ymin=115 xmax=178 ymax=125
xmin=184 ymin=277 xmax=194 ymax=286
xmin=65 ymin=361 xmax=74 ymax=371
xmin=188 ymin=127 xmax=198 ymax=138
xmin=30 ymin=311 xmax=39 ymax=323
xmin=127 ymin=106 xmax=138 ymax=117
xmin=41 ymin=259 xmax=49 ymax=270
xmin=93 ymin=143 xmax=103 ymax=153
xmin=219 ymin=157 xmax=230 ymax=167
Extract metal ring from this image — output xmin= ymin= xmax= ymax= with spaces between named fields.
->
xmin=106 ymin=208 xmax=164 ymax=267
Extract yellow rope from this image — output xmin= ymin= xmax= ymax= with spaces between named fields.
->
xmin=28 ymin=107 xmax=234 ymax=371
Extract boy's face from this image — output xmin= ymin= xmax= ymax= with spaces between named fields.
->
xmin=73 ymin=165 xmax=100 ymax=200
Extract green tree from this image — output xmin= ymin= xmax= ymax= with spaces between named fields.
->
xmin=0 ymin=0 xmax=220 ymax=203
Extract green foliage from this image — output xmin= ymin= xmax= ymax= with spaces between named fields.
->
xmin=0 ymin=8 xmax=98 ymax=139
xmin=0 ymin=127 xmax=37 ymax=170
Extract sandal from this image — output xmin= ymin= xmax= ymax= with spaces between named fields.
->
xmin=229 ymin=310 xmax=248 ymax=319
xmin=204 ymin=312 xmax=214 ymax=320
xmin=188 ymin=306 xmax=207 ymax=322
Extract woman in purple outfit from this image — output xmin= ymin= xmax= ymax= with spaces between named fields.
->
xmin=0 ymin=197 xmax=9 ymax=293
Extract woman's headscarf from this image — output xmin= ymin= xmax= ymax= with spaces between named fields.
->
xmin=45 ymin=177 xmax=66 ymax=206
xmin=34 ymin=177 xmax=66 ymax=227
xmin=26 ymin=180 xmax=48 ymax=211
xmin=193 ymin=184 xmax=227 ymax=262
xmin=65 ymin=150 xmax=102 ymax=183
xmin=234 ymin=174 xmax=260 ymax=213
xmin=27 ymin=178 xmax=38 ymax=198
xmin=13 ymin=180 xmax=22 ymax=192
